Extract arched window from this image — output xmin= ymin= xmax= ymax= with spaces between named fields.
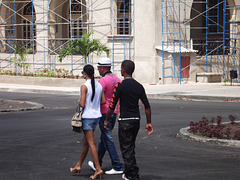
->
xmin=120 ymin=1 xmax=129 ymax=13
xmin=69 ymin=0 xmax=86 ymax=38
xmin=22 ymin=2 xmax=36 ymax=49
xmin=117 ymin=0 xmax=131 ymax=35
xmin=71 ymin=0 xmax=82 ymax=14
xmin=23 ymin=2 xmax=35 ymax=15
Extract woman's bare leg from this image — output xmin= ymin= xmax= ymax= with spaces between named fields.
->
xmin=73 ymin=131 xmax=89 ymax=171
xmin=84 ymin=130 xmax=103 ymax=174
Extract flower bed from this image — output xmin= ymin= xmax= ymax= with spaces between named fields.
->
xmin=0 ymin=68 xmax=81 ymax=79
xmin=188 ymin=115 xmax=240 ymax=140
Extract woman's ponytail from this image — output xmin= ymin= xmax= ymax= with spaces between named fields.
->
xmin=91 ymin=75 xmax=95 ymax=102
xmin=83 ymin=64 xmax=95 ymax=102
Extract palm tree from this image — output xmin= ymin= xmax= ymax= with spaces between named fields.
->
xmin=11 ymin=46 xmax=32 ymax=74
xmin=58 ymin=31 xmax=110 ymax=65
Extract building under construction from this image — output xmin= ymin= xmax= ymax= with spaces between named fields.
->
xmin=0 ymin=0 xmax=239 ymax=84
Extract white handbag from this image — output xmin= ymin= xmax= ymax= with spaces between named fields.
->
xmin=71 ymin=103 xmax=83 ymax=133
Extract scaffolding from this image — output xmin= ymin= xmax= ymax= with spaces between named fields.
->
xmin=0 ymin=0 xmax=133 ymax=75
xmin=204 ymin=0 xmax=240 ymax=82
xmin=0 ymin=0 xmax=17 ymax=70
xmin=0 ymin=0 xmax=52 ymax=73
xmin=225 ymin=3 xmax=240 ymax=81
xmin=205 ymin=0 xmax=225 ymax=73
xmin=111 ymin=0 xmax=133 ymax=72
xmin=0 ymin=0 xmax=239 ymax=84
xmin=161 ymin=0 xmax=240 ymax=84
xmin=161 ymin=0 xmax=181 ymax=84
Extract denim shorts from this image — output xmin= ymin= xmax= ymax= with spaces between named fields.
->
xmin=82 ymin=118 xmax=100 ymax=130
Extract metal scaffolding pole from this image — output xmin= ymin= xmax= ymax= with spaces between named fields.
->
xmin=161 ymin=0 xmax=181 ymax=84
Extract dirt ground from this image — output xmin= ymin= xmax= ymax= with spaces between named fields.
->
xmin=0 ymin=100 xmax=35 ymax=111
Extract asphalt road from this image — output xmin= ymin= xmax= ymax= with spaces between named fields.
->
xmin=1 ymin=92 xmax=240 ymax=180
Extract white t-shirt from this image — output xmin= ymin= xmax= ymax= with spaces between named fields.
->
xmin=81 ymin=79 xmax=102 ymax=119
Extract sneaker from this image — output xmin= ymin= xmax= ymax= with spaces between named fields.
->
xmin=88 ymin=161 xmax=96 ymax=171
xmin=105 ymin=168 xmax=123 ymax=175
xmin=122 ymin=174 xmax=129 ymax=180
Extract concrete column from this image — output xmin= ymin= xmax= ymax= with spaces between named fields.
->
xmin=182 ymin=0 xmax=193 ymax=49
xmin=33 ymin=0 xmax=49 ymax=54
xmin=134 ymin=0 xmax=157 ymax=84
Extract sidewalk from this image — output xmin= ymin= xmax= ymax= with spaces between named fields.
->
xmin=0 ymin=83 xmax=80 ymax=95
xmin=1 ymin=82 xmax=240 ymax=101
xmin=145 ymin=82 xmax=240 ymax=101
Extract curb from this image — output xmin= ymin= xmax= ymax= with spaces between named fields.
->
xmin=0 ymin=100 xmax=44 ymax=112
xmin=1 ymin=86 xmax=240 ymax=101
xmin=175 ymin=95 xmax=240 ymax=102
xmin=0 ymin=87 xmax=79 ymax=95
xmin=147 ymin=94 xmax=240 ymax=102
xmin=179 ymin=126 xmax=240 ymax=148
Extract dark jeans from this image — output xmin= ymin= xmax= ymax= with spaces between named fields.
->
xmin=119 ymin=119 xmax=140 ymax=180
xmin=98 ymin=113 xmax=123 ymax=171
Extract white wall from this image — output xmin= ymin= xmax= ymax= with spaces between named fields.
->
xmin=133 ymin=0 xmax=159 ymax=84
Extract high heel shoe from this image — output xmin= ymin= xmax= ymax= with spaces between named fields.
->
xmin=70 ymin=167 xmax=81 ymax=175
xmin=90 ymin=170 xmax=103 ymax=179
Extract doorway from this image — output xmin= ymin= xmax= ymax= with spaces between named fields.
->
xmin=181 ymin=56 xmax=190 ymax=78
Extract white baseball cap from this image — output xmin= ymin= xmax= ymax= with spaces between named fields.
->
xmin=97 ymin=58 xmax=112 ymax=67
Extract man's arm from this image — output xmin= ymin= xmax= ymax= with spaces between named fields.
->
xmin=145 ymin=108 xmax=153 ymax=135
xmin=140 ymin=87 xmax=153 ymax=135
xmin=104 ymin=108 xmax=114 ymax=130
xmin=104 ymin=82 xmax=121 ymax=129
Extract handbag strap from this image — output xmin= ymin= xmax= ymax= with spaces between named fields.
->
xmin=76 ymin=103 xmax=84 ymax=115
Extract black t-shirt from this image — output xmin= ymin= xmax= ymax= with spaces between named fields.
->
xmin=109 ymin=78 xmax=150 ymax=120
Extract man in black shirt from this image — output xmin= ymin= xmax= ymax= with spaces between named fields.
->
xmin=105 ymin=60 xmax=153 ymax=180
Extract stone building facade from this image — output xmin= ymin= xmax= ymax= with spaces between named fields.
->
xmin=0 ymin=0 xmax=239 ymax=84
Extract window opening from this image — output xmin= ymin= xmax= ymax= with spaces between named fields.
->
xmin=22 ymin=2 xmax=36 ymax=50
xmin=69 ymin=0 xmax=84 ymax=38
xmin=117 ymin=0 xmax=131 ymax=35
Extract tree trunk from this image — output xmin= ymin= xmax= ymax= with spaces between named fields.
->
xmin=84 ymin=57 xmax=88 ymax=65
